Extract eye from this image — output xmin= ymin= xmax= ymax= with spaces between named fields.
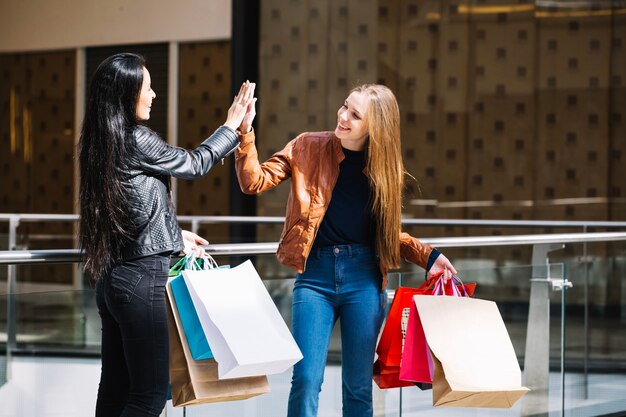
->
xmin=352 ymin=112 xmax=360 ymax=120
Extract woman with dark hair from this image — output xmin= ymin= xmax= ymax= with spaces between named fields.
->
xmin=235 ymin=84 xmax=457 ymax=417
xmin=79 ymin=52 xmax=255 ymax=417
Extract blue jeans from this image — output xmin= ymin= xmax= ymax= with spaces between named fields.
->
xmin=287 ymin=244 xmax=387 ymax=417
xmin=95 ymin=254 xmax=170 ymax=417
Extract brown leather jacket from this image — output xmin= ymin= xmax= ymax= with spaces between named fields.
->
xmin=235 ymin=130 xmax=435 ymax=289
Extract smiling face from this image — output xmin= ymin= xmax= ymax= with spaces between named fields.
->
xmin=135 ymin=67 xmax=156 ymax=121
xmin=334 ymin=91 xmax=370 ymax=151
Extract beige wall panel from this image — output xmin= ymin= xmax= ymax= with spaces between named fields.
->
xmin=0 ymin=0 xmax=231 ymax=52
xmin=537 ymin=16 xmax=612 ymax=90
xmin=377 ymin=0 xmax=400 ymax=90
xmin=176 ymin=41 xmax=231 ymax=242
xmin=609 ymin=14 xmax=626 ymax=220
xmin=346 ymin=0 xmax=377 ymax=86
xmin=0 ymin=51 xmax=75 ymax=215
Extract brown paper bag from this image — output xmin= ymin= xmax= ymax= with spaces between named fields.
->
xmin=166 ymin=283 xmax=270 ymax=407
xmin=413 ymin=295 xmax=529 ymax=408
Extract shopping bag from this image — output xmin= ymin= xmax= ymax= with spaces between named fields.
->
xmin=414 ymin=295 xmax=530 ymax=408
xmin=373 ymin=287 xmax=424 ymax=389
xmin=373 ymin=274 xmax=474 ymax=389
xmin=399 ymin=275 xmax=470 ymax=385
xmin=169 ymin=254 xmax=221 ymax=360
xmin=166 ymin=284 xmax=270 ymax=406
xmin=399 ymin=299 xmax=433 ymax=385
xmin=183 ymin=260 xmax=303 ymax=379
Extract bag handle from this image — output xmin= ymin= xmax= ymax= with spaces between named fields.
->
xmin=429 ymin=273 xmax=469 ymax=297
xmin=416 ymin=276 xmax=440 ymax=292
xmin=169 ymin=252 xmax=219 ymax=276
xmin=449 ymin=275 xmax=469 ymax=297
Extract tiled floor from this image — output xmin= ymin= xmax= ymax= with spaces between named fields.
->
xmin=0 ymin=356 xmax=624 ymax=417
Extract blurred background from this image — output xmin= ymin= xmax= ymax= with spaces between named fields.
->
xmin=1 ymin=1 xmax=625 ymax=416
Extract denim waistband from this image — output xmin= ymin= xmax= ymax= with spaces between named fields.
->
xmin=311 ymin=243 xmax=375 ymax=258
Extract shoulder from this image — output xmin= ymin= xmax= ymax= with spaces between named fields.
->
xmin=294 ymin=131 xmax=334 ymax=142
xmin=131 ymin=124 xmax=167 ymax=153
xmin=130 ymin=125 xmax=168 ymax=162
xmin=292 ymin=131 xmax=336 ymax=149
xmin=132 ymin=124 xmax=160 ymax=143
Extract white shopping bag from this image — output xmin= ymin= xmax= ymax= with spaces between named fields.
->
xmin=413 ymin=295 xmax=529 ymax=408
xmin=183 ymin=260 xmax=303 ymax=379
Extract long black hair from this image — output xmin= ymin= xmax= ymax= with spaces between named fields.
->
xmin=78 ymin=53 xmax=145 ymax=277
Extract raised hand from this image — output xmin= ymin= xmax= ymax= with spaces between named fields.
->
xmin=239 ymin=95 xmax=257 ymax=134
xmin=223 ymin=81 xmax=256 ymax=131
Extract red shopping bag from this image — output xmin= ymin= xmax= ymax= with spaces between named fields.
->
xmin=373 ymin=277 xmax=444 ymax=389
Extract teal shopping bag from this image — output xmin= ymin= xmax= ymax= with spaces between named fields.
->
xmin=170 ymin=274 xmax=214 ymax=360
xmin=169 ymin=254 xmax=226 ymax=361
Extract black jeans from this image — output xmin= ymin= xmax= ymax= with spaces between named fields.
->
xmin=95 ymin=254 xmax=170 ymax=417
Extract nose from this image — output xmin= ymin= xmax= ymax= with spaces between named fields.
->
xmin=338 ymin=108 xmax=348 ymax=121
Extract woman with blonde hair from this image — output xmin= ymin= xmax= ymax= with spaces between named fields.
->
xmin=235 ymin=84 xmax=456 ymax=417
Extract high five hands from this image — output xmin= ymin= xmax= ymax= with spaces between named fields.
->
xmin=224 ymin=81 xmax=256 ymax=132
xmin=239 ymin=83 xmax=257 ymax=134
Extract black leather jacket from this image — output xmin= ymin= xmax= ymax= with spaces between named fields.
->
xmin=119 ymin=124 xmax=238 ymax=261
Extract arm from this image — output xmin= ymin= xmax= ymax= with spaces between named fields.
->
xmin=234 ymin=129 xmax=294 ymax=194
xmin=399 ymin=232 xmax=457 ymax=280
xmin=133 ymin=81 xmax=255 ymax=179
xmin=133 ymin=125 xmax=239 ymax=179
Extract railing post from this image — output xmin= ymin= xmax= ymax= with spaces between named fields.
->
xmin=5 ymin=216 xmax=19 ymax=383
xmin=521 ymin=243 xmax=564 ymax=416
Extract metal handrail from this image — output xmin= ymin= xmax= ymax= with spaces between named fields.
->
xmin=3 ymin=213 xmax=626 ymax=228
xmin=2 ymin=231 xmax=626 ymax=265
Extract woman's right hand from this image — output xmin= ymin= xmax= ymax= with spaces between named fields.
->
xmin=223 ymin=81 xmax=256 ymax=131
xmin=239 ymin=96 xmax=257 ymax=134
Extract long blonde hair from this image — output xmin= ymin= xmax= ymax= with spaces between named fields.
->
xmin=351 ymin=84 xmax=404 ymax=268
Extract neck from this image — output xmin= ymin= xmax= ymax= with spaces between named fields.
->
xmin=340 ymin=137 xmax=368 ymax=151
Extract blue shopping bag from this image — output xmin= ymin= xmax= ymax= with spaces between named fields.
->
xmin=168 ymin=254 xmax=227 ymax=361
xmin=170 ymin=274 xmax=214 ymax=360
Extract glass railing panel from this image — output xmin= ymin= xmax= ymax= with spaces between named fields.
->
xmin=0 ymin=289 xmax=100 ymax=355
xmin=556 ymin=241 xmax=626 ymax=417
xmin=1 ymin=244 xmax=625 ymax=416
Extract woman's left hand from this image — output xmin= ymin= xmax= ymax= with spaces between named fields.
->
xmin=181 ymin=230 xmax=209 ymax=258
xmin=426 ymin=253 xmax=457 ymax=282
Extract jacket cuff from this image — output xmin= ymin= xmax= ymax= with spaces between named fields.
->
xmin=426 ymin=248 xmax=441 ymax=272
xmin=238 ymin=128 xmax=255 ymax=146
xmin=206 ymin=125 xmax=239 ymax=159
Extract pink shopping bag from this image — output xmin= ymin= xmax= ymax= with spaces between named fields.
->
xmin=399 ymin=299 xmax=434 ymax=383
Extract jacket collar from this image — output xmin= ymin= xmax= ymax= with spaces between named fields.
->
xmin=330 ymin=133 xmax=346 ymax=164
